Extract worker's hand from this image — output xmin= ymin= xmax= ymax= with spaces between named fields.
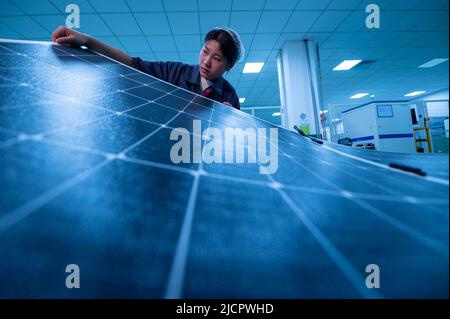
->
xmin=51 ymin=26 xmax=88 ymax=47
xmin=223 ymin=102 xmax=232 ymax=107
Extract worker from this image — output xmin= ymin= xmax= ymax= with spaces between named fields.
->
xmin=51 ymin=26 xmax=244 ymax=110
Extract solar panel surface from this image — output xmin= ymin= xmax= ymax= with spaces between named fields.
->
xmin=0 ymin=40 xmax=448 ymax=298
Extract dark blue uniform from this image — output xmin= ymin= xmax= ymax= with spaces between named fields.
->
xmin=132 ymin=57 xmax=240 ymax=110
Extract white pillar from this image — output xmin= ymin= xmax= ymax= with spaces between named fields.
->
xmin=277 ymin=40 xmax=323 ymax=137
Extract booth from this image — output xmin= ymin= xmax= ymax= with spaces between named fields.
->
xmin=342 ymin=101 xmax=416 ymax=153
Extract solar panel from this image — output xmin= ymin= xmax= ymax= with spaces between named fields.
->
xmin=0 ymin=39 xmax=448 ymax=298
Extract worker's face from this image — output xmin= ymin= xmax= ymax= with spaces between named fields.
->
xmin=199 ymin=40 xmax=229 ymax=81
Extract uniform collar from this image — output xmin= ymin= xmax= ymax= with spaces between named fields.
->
xmin=189 ymin=65 xmax=224 ymax=96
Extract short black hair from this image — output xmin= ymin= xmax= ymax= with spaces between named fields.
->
xmin=204 ymin=28 xmax=240 ymax=70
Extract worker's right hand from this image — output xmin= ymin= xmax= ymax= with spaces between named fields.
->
xmin=51 ymin=26 xmax=88 ymax=47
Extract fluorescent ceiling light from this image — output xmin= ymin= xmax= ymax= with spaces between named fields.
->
xmin=350 ymin=93 xmax=369 ymax=99
xmin=418 ymin=58 xmax=448 ymax=68
xmin=272 ymin=112 xmax=281 ymax=116
xmin=333 ymin=60 xmax=362 ymax=71
xmin=405 ymin=91 xmax=426 ymax=97
xmin=239 ymin=98 xmax=246 ymax=103
xmin=243 ymin=62 xmax=264 ymax=74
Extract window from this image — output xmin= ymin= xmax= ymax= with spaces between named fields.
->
xmin=426 ymin=101 xmax=449 ymax=118
xmin=377 ymin=104 xmax=393 ymax=118
xmin=410 ymin=107 xmax=418 ymax=125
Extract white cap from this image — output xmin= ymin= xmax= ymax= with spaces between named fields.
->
xmin=213 ymin=26 xmax=245 ymax=64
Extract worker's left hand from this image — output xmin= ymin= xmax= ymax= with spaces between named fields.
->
xmin=223 ymin=102 xmax=232 ymax=106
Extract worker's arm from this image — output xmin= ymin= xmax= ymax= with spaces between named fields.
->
xmin=51 ymin=26 xmax=132 ymax=67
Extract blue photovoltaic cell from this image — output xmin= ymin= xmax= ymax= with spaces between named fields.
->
xmin=0 ymin=40 xmax=448 ymax=298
